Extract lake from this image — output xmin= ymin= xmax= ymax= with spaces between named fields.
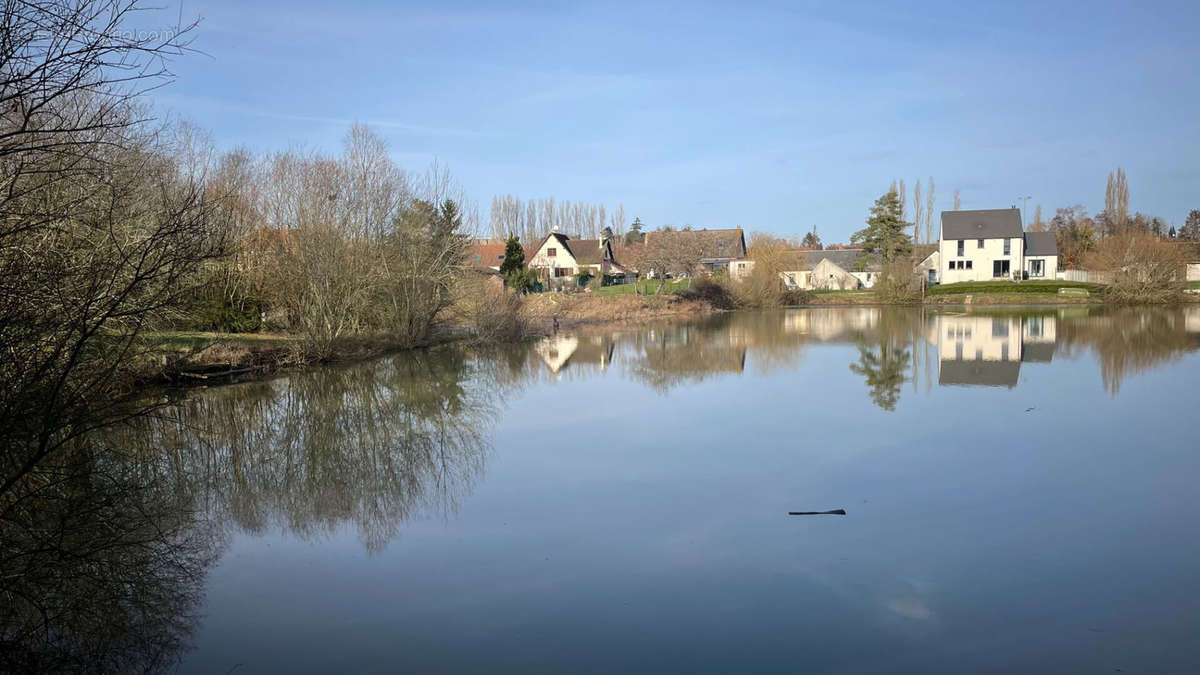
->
xmin=6 ymin=306 xmax=1200 ymax=673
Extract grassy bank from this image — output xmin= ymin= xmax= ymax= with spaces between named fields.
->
xmin=521 ymin=292 xmax=716 ymax=331
xmin=593 ymin=279 xmax=690 ymax=296
xmin=927 ymin=280 xmax=1103 ymax=296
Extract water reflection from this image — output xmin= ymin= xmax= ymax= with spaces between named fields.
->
xmin=4 ymin=306 xmax=1200 ymax=671
xmin=533 ymin=305 xmax=1200 ymax=408
xmin=1 ymin=350 xmax=502 ymax=672
xmin=133 ymin=351 xmax=502 ymax=554
xmin=0 ymin=443 xmax=219 ymax=673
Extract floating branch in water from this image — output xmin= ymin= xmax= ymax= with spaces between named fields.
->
xmin=788 ymin=509 xmax=846 ymax=516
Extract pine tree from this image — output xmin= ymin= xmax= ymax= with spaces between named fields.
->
xmin=801 ymin=226 xmax=822 ymax=249
xmin=624 ymin=217 xmax=645 ymax=245
xmin=852 ymin=189 xmax=913 ymax=262
xmin=499 ymin=235 xmax=525 ymax=276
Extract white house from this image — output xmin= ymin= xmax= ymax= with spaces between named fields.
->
xmin=939 ymin=208 xmax=1058 ymax=283
xmin=1022 ymin=231 xmax=1059 ymax=279
xmin=730 ymin=248 xmax=880 ymax=290
xmin=527 ymin=232 xmax=635 ymax=285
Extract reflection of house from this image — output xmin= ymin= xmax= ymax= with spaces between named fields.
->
xmin=535 ymin=334 xmax=615 ymax=375
xmin=781 ymin=307 xmax=881 ymax=340
xmin=1185 ymin=306 xmax=1200 ymax=334
xmin=528 ymin=232 xmax=635 ymax=285
xmin=928 ymin=313 xmax=1058 ymax=387
xmin=939 ymin=208 xmax=1059 ymax=283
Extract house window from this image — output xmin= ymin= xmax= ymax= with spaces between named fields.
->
xmin=957 ymin=240 xmax=965 ymax=256
xmin=554 ymin=267 xmax=571 ymax=277
xmin=1029 ymin=259 xmax=1044 ymax=277
xmin=498 ymin=254 xmax=505 ymax=260
xmin=547 ymin=248 xmax=557 ymax=257
xmin=977 ymin=239 xmax=984 ymax=249
xmin=992 ymin=319 xmax=1009 ymax=338
xmin=1002 ymin=343 xmax=1010 ymax=361
xmin=1003 ymin=239 xmax=1011 ymax=255
xmin=993 ymin=260 xmax=1010 ymax=278
xmin=965 ymin=260 xmax=973 ymax=270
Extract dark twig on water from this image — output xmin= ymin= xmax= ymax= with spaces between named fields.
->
xmin=788 ymin=509 xmax=846 ymax=516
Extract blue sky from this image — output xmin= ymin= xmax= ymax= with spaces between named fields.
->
xmin=148 ymin=0 xmax=1200 ymax=243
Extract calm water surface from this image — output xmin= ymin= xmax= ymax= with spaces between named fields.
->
xmin=19 ymin=307 xmax=1200 ymax=673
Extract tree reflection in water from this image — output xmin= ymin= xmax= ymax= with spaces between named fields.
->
xmin=3 ymin=307 xmax=1199 ymax=670
xmin=138 ymin=349 xmax=502 ymax=554
xmin=0 ymin=443 xmax=218 ymax=674
xmin=1 ymin=347 xmax=502 ymax=672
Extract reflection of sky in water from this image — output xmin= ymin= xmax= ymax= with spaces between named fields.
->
xmin=93 ymin=307 xmax=1200 ymax=673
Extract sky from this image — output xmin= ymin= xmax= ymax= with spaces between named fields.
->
xmin=146 ymin=0 xmax=1200 ymax=243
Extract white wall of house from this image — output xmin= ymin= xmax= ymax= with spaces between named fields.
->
xmin=850 ymin=271 xmax=877 ymax=288
xmin=811 ymin=258 xmax=860 ymax=290
xmin=1188 ymin=263 xmax=1200 ymax=282
xmin=730 ymin=259 xmax=753 ymax=281
xmin=1024 ymin=255 xmax=1058 ymax=279
xmin=940 ymin=236 xmax=1025 ymax=283
xmin=915 ymin=251 xmax=940 ymax=284
xmin=928 ymin=314 xmax=1024 ymax=362
xmin=528 ymin=238 xmax=579 ymax=278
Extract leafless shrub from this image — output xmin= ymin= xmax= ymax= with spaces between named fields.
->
xmin=450 ymin=274 xmax=529 ymax=342
xmin=873 ymin=260 xmax=922 ymax=304
xmin=1085 ymin=231 xmax=1188 ymax=304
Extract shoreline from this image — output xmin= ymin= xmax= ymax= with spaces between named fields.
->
xmin=148 ymin=292 xmax=1194 ymax=389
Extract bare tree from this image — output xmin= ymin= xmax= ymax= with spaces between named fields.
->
xmin=0 ymin=0 xmax=224 ymax=496
xmin=1104 ymin=167 xmax=1129 ymax=233
xmin=924 ymin=176 xmax=935 ymax=244
xmin=912 ymin=180 xmax=923 ymax=245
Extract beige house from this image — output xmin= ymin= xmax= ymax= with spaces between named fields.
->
xmin=938 ymin=208 xmax=1059 ymax=283
xmin=730 ymin=248 xmax=879 ymax=290
xmin=527 ymin=232 xmax=635 ymax=285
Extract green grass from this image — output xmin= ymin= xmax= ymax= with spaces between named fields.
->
xmin=1188 ymin=281 xmax=1200 ymax=290
xmin=928 ymin=280 xmax=1103 ymax=296
xmin=808 ymin=289 xmax=874 ymax=297
xmin=593 ymin=279 xmax=690 ymax=296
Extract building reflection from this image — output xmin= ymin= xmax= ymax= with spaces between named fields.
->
xmin=927 ymin=313 xmax=1059 ymax=388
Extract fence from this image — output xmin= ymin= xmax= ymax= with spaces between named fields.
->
xmin=1056 ymin=269 xmax=1112 ymax=284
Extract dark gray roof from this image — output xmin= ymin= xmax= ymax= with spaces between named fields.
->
xmin=938 ymin=359 xmax=1020 ymax=388
xmin=941 ymin=208 xmax=1023 ymax=240
xmin=1023 ymin=231 xmax=1058 ymax=257
xmin=1021 ymin=342 xmax=1055 ymax=363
